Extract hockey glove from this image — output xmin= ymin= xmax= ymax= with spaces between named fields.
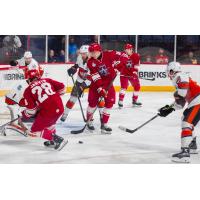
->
xmin=9 ymin=60 xmax=18 ymax=66
xmin=67 ymin=64 xmax=78 ymax=76
xmin=158 ymin=105 xmax=175 ymax=117
xmin=97 ymin=87 xmax=107 ymax=98
xmin=76 ymin=82 xmax=87 ymax=97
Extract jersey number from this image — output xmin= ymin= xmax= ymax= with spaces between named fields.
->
xmin=32 ymin=83 xmax=55 ymax=103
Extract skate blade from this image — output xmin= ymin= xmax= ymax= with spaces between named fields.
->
xmin=57 ymin=140 xmax=68 ymax=151
xmin=171 ymin=157 xmax=190 ymax=163
xmin=86 ymin=127 xmax=95 ymax=133
xmin=132 ymin=104 xmax=142 ymax=107
xmin=190 ymin=149 xmax=198 ymax=154
xmin=101 ymin=130 xmax=112 ymax=135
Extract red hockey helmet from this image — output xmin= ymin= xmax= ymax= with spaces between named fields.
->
xmin=124 ymin=43 xmax=134 ymax=50
xmin=26 ymin=69 xmax=40 ymax=80
xmin=89 ymin=43 xmax=102 ymax=52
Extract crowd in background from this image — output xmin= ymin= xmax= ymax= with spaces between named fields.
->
xmin=0 ymin=35 xmax=200 ymax=65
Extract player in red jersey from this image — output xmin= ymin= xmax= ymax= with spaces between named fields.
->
xmin=20 ymin=69 xmax=67 ymax=150
xmin=86 ymin=43 xmax=122 ymax=134
xmin=118 ymin=43 xmax=141 ymax=108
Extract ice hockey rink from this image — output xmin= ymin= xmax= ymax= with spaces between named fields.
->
xmin=0 ymin=92 xmax=199 ymax=164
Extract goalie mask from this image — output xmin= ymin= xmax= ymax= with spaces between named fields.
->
xmin=166 ymin=61 xmax=181 ymax=80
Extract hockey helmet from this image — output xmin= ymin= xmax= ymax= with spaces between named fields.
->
xmin=166 ymin=62 xmax=181 ymax=79
xmin=24 ymin=51 xmax=32 ymax=58
xmin=124 ymin=43 xmax=134 ymax=50
xmin=80 ymin=45 xmax=89 ymax=54
xmin=26 ymin=69 xmax=40 ymax=80
xmin=88 ymin=43 xmax=102 ymax=52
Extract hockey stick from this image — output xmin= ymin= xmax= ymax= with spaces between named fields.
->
xmin=118 ymin=104 xmax=175 ymax=133
xmin=118 ymin=114 xmax=159 ymax=133
xmin=120 ymin=75 xmax=155 ymax=81
xmin=71 ymin=73 xmax=117 ymax=134
xmin=71 ymin=76 xmax=87 ymax=122
xmin=139 ymin=77 xmax=155 ymax=81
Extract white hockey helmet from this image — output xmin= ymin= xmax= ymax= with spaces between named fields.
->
xmin=79 ymin=45 xmax=89 ymax=54
xmin=166 ymin=61 xmax=181 ymax=79
xmin=24 ymin=51 xmax=32 ymax=58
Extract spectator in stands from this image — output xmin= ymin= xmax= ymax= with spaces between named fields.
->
xmin=143 ymin=55 xmax=153 ymax=64
xmin=48 ymin=49 xmax=57 ymax=63
xmin=155 ymin=48 xmax=169 ymax=64
xmin=68 ymin=36 xmax=78 ymax=62
xmin=183 ymin=51 xmax=198 ymax=64
xmin=1 ymin=35 xmax=22 ymax=63
xmin=58 ymin=49 xmax=65 ymax=62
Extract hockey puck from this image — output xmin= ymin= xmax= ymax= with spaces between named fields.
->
xmin=78 ymin=140 xmax=83 ymax=144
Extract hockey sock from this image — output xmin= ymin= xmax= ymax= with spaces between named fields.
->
xmin=66 ymin=96 xmax=77 ymax=109
xmin=86 ymin=106 xmax=96 ymax=121
xmin=40 ymin=126 xmax=56 ymax=141
xmin=132 ymin=91 xmax=139 ymax=101
xmin=181 ymin=129 xmax=193 ymax=148
xmin=119 ymin=89 xmax=126 ymax=102
xmin=102 ymin=107 xmax=111 ymax=124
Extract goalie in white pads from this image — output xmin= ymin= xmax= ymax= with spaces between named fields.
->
xmin=5 ymin=51 xmax=44 ymax=124
xmin=60 ymin=45 xmax=91 ymax=122
xmin=158 ymin=62 xmax=200 ymax=163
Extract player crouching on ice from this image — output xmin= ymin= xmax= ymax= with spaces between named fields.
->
xmin=19 ymin=69 xmax=67 ymax=150
xmin=60 ymin=45 xmax=91 ymax=122
xmin=118 ymin=43 xmax=141 ymax=108
xmin=158 ymin=61 xmax=200 ymax=163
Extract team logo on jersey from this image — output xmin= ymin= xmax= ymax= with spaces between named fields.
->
xmin=126 ymin=60 xmax=133 ymax=68
xmin=17 ymin=85 xmax=22 ymax=91
xmin=99 ymin=64 xmax=109 ymax=76
xmin=92 ymin=62 xmax=96 ymax=67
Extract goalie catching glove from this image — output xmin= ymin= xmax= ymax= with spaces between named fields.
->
xmin=158 ymin=105 xmax=175 ymax=117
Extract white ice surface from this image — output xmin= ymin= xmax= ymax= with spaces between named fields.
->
xmin=0 ymin=92 xmax=200 ymax=164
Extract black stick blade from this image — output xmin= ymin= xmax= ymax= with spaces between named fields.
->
xmin=70 ymin=125 xmax=87 ymax=134
xmin=118 ymin=126 xmax=135 ymax=133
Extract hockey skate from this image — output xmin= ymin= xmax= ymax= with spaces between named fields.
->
xmin=118 ymin=100 xmax=123 ymax=109
xmin=101 ymin=124 xmax=112 ymax=134
xmin=60 ymin=109 xmax=68 ymax=122
xmin=189 ymin=137 xmax=198 ymax=154
xmin=53 ymin=134 xmax=68 ymax=150
xmin=132 ymin=99 xmax=142 ymax=107
xmin=171 ymin=148 xmax=190 ymax=163
xmin=86 ymin=120 xmax=95 ymax=132
xmin=44 ymin=140 xmax=55 ymax=148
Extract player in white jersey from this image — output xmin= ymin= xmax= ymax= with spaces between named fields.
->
xmin=60 ymin=45 xmax=91 ymax=122
xmin=5 ymin=51 xmax=44 ymax=121
xmin=158 ymin=62 xmax=200 ymax=163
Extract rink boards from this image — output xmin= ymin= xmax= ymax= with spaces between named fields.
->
xmin=0 ymin=63 xmax=200 ymax=96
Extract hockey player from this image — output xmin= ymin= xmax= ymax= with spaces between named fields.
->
xmin=158 ymin=61 xmax=200 ymax=163
xmin=86 ymin=43 xmax=122 ymax=133
xmin=9 ymin=51 xmax=44 ymax=79
xmin=5 ymin=51 xmax=44 ymax=121
xmin=20 ymin=69 xmax=67 ymax=150
xmin=60 ymin=45 xmax=91 ymax=122
xmin=118 ymin=44 xmax=141 ymax=108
